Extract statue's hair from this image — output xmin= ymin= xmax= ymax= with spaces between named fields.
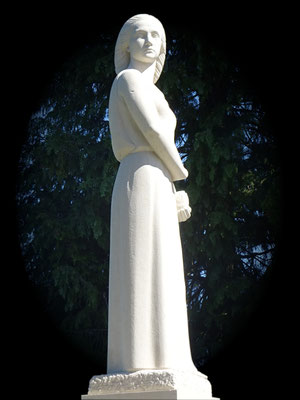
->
xmin=114 ymin=14 xmax=166 ymax=84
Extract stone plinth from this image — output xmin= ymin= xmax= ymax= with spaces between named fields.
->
xmin=81 ymin=369 xmax=220 ymax=399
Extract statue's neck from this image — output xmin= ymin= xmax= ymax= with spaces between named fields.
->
xmin=127 ymin=59 xmax=156 ymax=84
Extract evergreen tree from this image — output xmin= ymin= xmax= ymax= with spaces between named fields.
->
xmin=16 ymin=26 xmax=281 ymax=368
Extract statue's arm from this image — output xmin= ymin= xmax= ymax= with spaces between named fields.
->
xmin=117 ymin=69 xmax=188 ymax=181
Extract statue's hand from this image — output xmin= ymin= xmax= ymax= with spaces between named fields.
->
xmin=178 ymin=206 xmax=192 ymax=222
xmin=175 ymin=191 xmax=192 ymax=222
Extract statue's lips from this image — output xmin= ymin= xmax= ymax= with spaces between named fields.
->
xmin=144 ymin=48 xmax=155 ymax=53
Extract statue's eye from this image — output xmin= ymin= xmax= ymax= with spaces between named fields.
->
xmin=152 ymin=31 xmax=160 ymax=38
xmin=135 ymin=30 xmax=146 ymax=38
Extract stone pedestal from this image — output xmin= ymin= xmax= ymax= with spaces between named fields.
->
xmin=81 ymin=369 xmax=220 ymax=399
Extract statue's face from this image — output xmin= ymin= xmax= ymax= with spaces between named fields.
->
xmin=128 ymin=18 xmax=162 ymax=65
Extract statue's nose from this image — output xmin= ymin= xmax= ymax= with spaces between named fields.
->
xmin=145 ymin=33 xmax=153 ymax=45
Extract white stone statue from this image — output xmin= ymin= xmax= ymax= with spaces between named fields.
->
xmin=108 ymin=13 xmax=194 ymax=374
xmin=82 ymin=14 xmax=219 ymax=399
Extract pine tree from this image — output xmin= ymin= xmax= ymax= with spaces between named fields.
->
xmin=16 ymin=27 xmax=281 ymax=367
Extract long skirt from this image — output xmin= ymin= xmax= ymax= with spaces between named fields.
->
xmin=107 ymin=151 xmax=196 ymax=374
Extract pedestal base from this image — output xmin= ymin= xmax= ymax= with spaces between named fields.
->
xmin=82 ymin=392 xmax=219 ymax=399
xmin=81 ymin=369 xmax=219 ymax=400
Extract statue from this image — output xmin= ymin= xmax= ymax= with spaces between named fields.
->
xmin=82 ymin=14 xmax=218 ymax=399
xmin=108 ymin=13 xmax=194 ymax=373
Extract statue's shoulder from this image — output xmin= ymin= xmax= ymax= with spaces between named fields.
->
xmin=117 ymin=69 xmax=142 ymax=82
xmin=116 ymin=69 xmax=143 ymax=94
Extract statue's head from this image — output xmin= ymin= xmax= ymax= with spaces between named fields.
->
xmin=114 ymin=14 xmax=166 ymax=84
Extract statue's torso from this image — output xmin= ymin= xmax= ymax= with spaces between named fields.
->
xmin=109 ymin=72 xmax=176 ymax=162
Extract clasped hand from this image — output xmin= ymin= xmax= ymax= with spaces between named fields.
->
xmin=175 ymin=190 xmax=192 ymax=222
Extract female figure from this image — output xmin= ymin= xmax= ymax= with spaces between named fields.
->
xmin=107 ymin=14 xmax=196 ymax=374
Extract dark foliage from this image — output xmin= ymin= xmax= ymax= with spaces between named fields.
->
xmin=16 ymin=18 xmax=282 ymax=374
